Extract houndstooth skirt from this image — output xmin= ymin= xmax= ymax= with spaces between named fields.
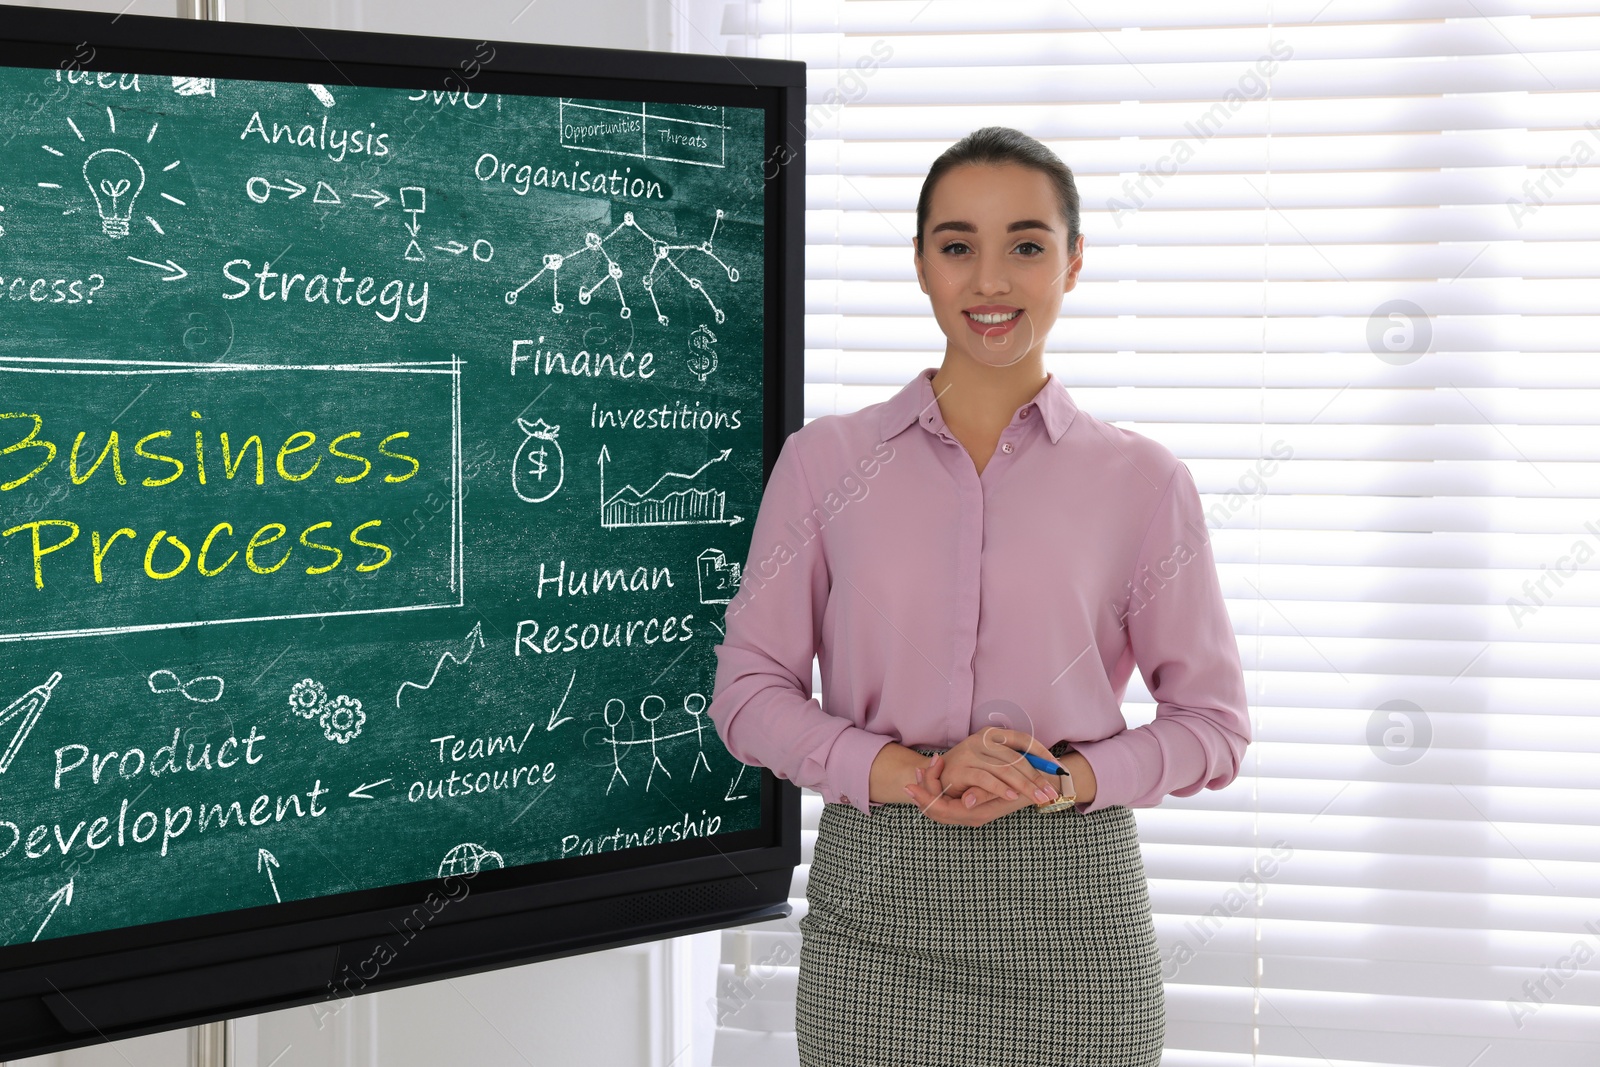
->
xmin=796 ymin=744 xmax=1165 ymax=1067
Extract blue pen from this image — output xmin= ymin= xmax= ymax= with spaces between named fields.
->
xmin=1020 ymin=750 xmax=1066 ymax=775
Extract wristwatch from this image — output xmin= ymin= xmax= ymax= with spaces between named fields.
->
xmin=1036 ymin=765 xmax=1078 ymax=813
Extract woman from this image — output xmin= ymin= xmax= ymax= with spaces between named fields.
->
xmin=707 ymin=126 xmax=1251 ymax=1067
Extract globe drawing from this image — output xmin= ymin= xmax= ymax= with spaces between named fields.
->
xmin=438 ymin=842 xmax=504 ymax=878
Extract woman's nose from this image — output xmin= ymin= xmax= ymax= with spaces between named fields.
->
xmin=966 ymin=255 xmax=1004 ymax=294
xmin=972 ymin=252 xmax=1011 ymax=294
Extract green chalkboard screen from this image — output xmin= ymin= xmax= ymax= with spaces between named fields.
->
xmin=0 ymin=29 xmax=777 ymax=956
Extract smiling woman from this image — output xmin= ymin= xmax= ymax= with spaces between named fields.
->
xmin=709 ymin=126 xmax=1245 ymax=1067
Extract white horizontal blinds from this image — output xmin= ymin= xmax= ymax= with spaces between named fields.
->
xmin=711 ymin=3 xmax=1600 ymax=1066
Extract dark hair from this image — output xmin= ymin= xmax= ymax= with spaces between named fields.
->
xmin=914 ymin=126 xmax=1081 ymax=257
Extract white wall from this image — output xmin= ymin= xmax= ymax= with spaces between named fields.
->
xmin=3 ymin=0 xmax=670 ymax=49
xmin=2 ymin=2 xmax=730 ymax=1065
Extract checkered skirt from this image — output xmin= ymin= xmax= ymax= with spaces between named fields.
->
xmin=796 ymin=745 xmax=1165 ymax=1067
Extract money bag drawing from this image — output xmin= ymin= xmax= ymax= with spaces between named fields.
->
xmin=686 ymin=324 xmax=718 ymax=383
xmin=513 ymin=417 xmax=564 ymax=503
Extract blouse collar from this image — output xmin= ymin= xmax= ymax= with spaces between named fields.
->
xmin=879 ymin=367 xmax=1077 ymax=445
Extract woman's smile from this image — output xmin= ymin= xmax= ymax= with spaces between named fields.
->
xmin=963 ymin=305 xmax=1023 ymax=335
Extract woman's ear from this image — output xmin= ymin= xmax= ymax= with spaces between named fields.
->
xmin=1061 ymin=234 xmax=1085 ymax=295
xmin=913 ymin=239 xmax=928 ymax=293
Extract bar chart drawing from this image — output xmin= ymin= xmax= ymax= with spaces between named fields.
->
xmin=597 ymin=445 xmax=744 ymax=528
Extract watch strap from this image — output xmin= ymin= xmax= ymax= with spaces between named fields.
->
xmin=1036 ymin=767 xmax=1078 ymax=812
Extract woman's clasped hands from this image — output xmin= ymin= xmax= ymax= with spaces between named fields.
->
xmin=901 ymin=727 xmax=1062 ymax=826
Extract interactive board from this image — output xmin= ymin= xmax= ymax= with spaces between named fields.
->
xmin=0 ymin=7 xmax=804 ymax=1057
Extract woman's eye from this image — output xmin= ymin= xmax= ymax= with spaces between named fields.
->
xmin=939 ymin=241 xmax=971 ymax=255
xmin=1015 ymin=241 xmax=1045 ymax=255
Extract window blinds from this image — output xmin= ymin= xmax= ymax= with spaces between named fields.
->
xmin=705 ymin=4 xmax=1600 ymax=1065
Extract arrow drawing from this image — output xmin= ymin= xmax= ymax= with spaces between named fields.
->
xmin=350 ymin=189 xmax=390 ymax=208
xmin=396 ymin=622 xmax=486 ymax=708
xmin=33 ymin=879 xmax=74 ymax=942
xmin=126 ymin=256 xmax=187 ymax=282
xmin=245 ymin=177 xmax=307 ymax=204
xmin=726 ymin=764 xmax=751 ymax=801
xmin=258 ymin=848 xmax=281 ymax=902
xmin=1 ymin=671 xmax=60 ymax=775
xmin=348 ymin=778 xmax=392 ymax=800
xmin=436 ymin=241 xmax=469 ymax=255
xmin=547 ymin=669 xmax=577 ymax=731
xmin=458 ymin=669 xmax=575 ymax=765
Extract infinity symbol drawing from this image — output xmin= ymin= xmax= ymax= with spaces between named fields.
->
xmin=148 ymin=670 xmax=225 ymax=704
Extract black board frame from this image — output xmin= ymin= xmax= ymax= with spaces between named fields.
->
xmin=0 ymin=4 xmax=806 ymax=1058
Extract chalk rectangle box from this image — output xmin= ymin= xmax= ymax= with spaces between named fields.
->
xmin=0 ymin=356 xmax=463 ymax=642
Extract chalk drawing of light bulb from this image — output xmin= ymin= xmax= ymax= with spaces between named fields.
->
xmin=82 ymin=148 xmax=145 ymax=239
xmin=512 ymin=417 xmax=565 ymax=503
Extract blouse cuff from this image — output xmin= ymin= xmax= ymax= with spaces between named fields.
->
xmin=824 ymin=727 xmax=895 ymax=817
xmin=1064 ymin=738 xmax=1136 ymax=814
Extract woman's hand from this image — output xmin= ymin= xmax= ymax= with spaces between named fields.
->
xmin=902 ymin=752 xmax=1038 ymax=827
xmin=898 ymin=727 xmax=1060 ymax=825
xmin=925 ymin=727 xmax=1061 ymax=807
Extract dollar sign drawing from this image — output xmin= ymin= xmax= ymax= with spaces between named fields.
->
xmin=686 ymin=324 xmax=718 ymax=383
xmin=513 ymin=417 xmax=564 ymax=503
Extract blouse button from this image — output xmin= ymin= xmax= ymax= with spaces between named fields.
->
xmin=1020 ymin=408 xmax=1031 ymax=419
xmin=1001 ymin=442 xmax=1014 ymax=454
xmin=839 ymin=794 xmax=849 ymax=804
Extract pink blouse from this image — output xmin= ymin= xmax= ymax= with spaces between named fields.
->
xmin=708 ymin=367 xmax=1250 ymax=818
